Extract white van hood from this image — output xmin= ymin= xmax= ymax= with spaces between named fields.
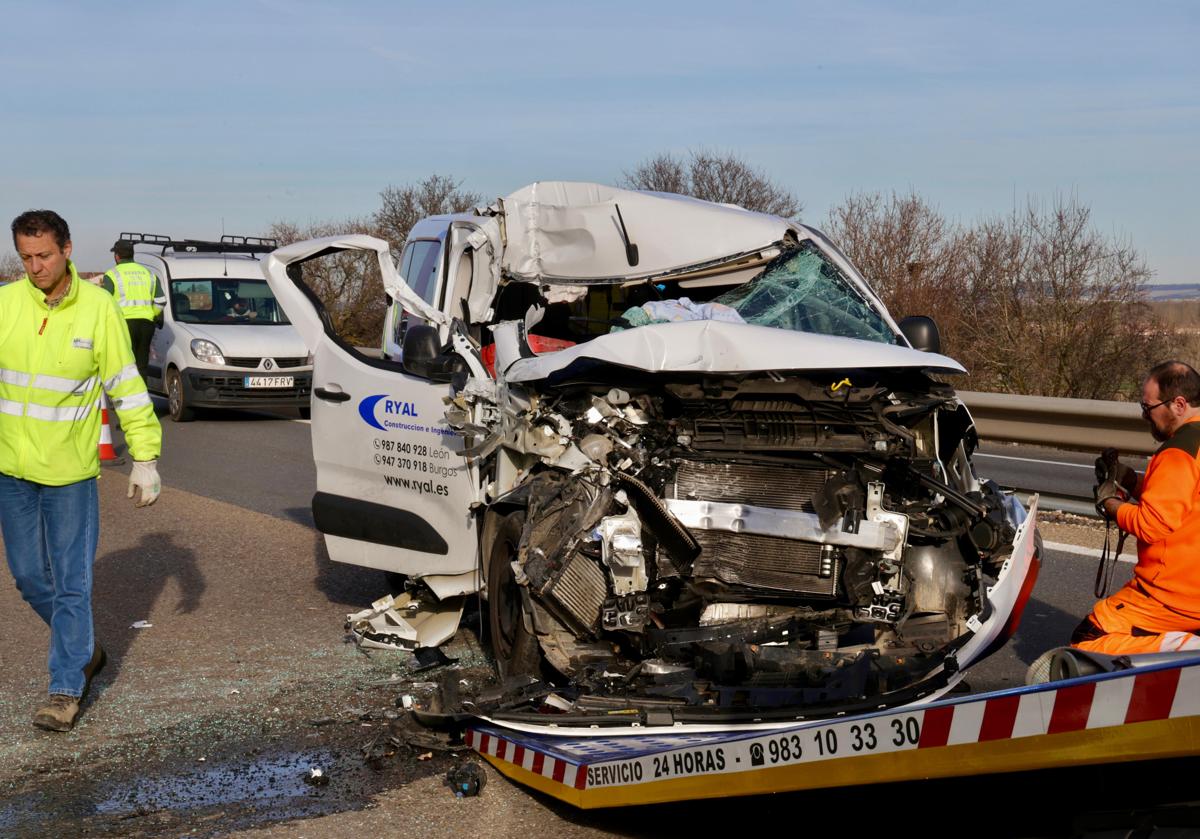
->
xmin=182 ymin=323 xmax=310 ymax=359
xmin=496 ymin=181 xmax=795 ymax=283
xmin=501 ymin=320 xmax=965 ymax=382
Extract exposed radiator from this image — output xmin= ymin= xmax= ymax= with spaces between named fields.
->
xmin=669 ymin=461 xmax=828 ymax=512
xmin=692 ymin=532 xmax=836 ymax=596
xmin=540 ymin=550 xmax=608 ymax=634
xmin=669 ymin=460 xmax=838 ymax=597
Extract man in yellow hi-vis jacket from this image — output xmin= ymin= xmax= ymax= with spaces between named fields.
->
xmin=102 ymin=239 xmax=165 ymax=380
xmin=2 ymin=210 xmax=164 ymax=732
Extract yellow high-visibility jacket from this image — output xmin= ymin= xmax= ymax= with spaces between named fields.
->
xmin=102 ymin=260 xmax=163 ymax=320
xmin=0 ymin=261 xmax=162 ymax=485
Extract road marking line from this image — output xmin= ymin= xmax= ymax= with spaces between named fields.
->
xmin=976 ymin=453 xmax=1096 ymax=469
xmin=980 ymin=453 xmax=1150 ymax=469
xmin=1043 ymin=540 xmax=1135 ymax=563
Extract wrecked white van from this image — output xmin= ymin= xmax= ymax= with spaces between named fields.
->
xmin=264 ymin=182 xmax=1039 ymax=726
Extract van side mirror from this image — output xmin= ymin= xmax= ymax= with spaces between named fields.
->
xmin=402 ymin=324 xmax=440 ymax=376
xmin=899 ymin=316 xmax=941 ymax=354
xmin=402 ymin=323 xmax=465 ymax=382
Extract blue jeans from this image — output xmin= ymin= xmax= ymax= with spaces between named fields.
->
xmin=0 ymin=474 xmax=99 ymax=698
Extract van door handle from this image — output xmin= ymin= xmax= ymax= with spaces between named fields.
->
xmin=314 ymin=387 xmax=351 ymax=402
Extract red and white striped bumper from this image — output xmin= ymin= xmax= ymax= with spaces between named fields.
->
xmin=467 ymin=655 xmax=1200 ymax=808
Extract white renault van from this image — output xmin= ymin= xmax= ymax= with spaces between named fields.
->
xmin=123 ymin=234 xmax=313 ymax=421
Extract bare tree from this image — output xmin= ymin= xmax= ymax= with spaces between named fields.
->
xmin=622 ymin=150 xmax=803 ymax=218
xmin=824 ymin=191 xmax=969 ymax=357
xmin=268 ymin=175 xmax=481 ymax=347
xmin=958 ymin=199 xmax=1169 ymax=399
xmin=826 ymin=192 xmax=1168 ymax=400
xmin=622 ymin=153 xmax=689 ymax=197
xmin=374 ymin=174 xmax=482 ymax=250
xmin=268 ymin=216 xmax=385 ymax=347
xmin=0 ymin=253 xmax=23 ymax=282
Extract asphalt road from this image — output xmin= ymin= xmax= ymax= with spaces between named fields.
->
xmin=0 ymin=406 xmax=1143 ymax=837
xmin=122 ymin=400 xmax=317 ymax=527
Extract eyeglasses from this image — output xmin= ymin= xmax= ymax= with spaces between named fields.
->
xmin=1141 ymin=399 xmax=1170 ymax=417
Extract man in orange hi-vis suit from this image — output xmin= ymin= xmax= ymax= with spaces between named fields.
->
xmin=1073 ymin=360 xmax=1200 ymax=655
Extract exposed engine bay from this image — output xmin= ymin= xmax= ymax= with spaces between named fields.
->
xmin=449 ymin=362 xmax=1029 ymax=722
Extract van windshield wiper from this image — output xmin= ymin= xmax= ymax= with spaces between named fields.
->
xmin=614 ymin=204 xmax=639 ymax=267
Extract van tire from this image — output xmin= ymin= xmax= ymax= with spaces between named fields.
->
xmin=166 ymin=368 xmax=195 ymax=422
xmin=486 ymin=511 xmax=541 ymax=678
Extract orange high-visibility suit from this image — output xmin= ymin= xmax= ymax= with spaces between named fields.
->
xmin=1072 ymin=418 xmax=1200 ymax=655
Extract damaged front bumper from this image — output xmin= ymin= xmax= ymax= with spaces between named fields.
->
xmin=468 ymin=496 xmax=1039 ymax=732
xmin=346 ymin=593 xmax=466 ymax=652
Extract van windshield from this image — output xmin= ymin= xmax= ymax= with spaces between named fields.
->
xmin=169 ymin=279 xmax=291 ymax=325
xmin=506 ymin=240 xmax=897 ymax=345
xmin=711 ymin=242 xmax=897 ymax=344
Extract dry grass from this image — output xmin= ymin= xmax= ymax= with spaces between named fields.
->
xmin=1153 ymin=301 xmax=1200 ymax=366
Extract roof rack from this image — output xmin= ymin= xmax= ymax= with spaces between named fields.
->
xmin=120 ymin=232 xmax=172 ymax=245
xmin=119 ymin=232 xmax=279 ymax=255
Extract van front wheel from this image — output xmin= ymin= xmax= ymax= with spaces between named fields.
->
xmin=486 ymin=511 xmax=541 ymax=678
xmin=166 ymin=368 xmax=195 ymax=422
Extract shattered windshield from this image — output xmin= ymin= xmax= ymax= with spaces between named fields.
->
xmin=713 ymin=243 xmax=897 ymax=344
xmin=510 ymin=240 xmax=899 ymax=345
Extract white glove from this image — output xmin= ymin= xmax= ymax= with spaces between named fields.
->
xmin=128 ymin=459 xmax=161 ymax=507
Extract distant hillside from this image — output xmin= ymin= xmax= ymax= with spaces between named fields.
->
xmin=1146 ymin=283 xmax=1200 ymax=301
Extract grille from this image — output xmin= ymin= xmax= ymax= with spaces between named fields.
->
xmin=670 ymin=460 xmax=838 ymax=597
xmin=190 ymin=373 xmax=312 ymax=400
xmin=224 ymin=357 xmax=308 ymax=370
xmin=690 ymin=413 xmax=826 ymax=449
xmin=679 ymin=396 xmax=878 ymax=452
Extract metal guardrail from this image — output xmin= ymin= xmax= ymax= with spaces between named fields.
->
xmin=958 ymin=390 xmax=1157 ymax=456
xmin=1011 ymin=491 xmax=1096 ymax=518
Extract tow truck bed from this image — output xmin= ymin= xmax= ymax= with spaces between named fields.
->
xmin=467 ymin=655 xmax=1200 ymax=808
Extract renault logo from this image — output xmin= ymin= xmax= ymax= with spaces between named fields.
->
xmin=264 ymin=359 xmax=274 ymax=370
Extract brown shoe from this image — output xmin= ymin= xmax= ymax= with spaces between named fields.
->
xmin=83 ymin=642 xmax=107 ymax=697
xmin=33 ymin=694 xmax=80 ymax=732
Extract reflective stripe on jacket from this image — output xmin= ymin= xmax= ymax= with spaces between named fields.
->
xmin=0 ymin=262 xmax=162 ymax=485
xmin=103 ymin=261 xmax=162 ymax=320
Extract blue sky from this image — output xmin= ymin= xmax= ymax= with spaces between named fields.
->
xmin=4 ymin=1 xmax=1197 ymax=281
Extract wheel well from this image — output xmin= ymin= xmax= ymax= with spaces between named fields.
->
xmin=479 ymin=502 xmax=527 ymax=599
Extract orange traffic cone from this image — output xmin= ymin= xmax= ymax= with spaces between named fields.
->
xmin=98 ymin=393 xmax=125 ymax=466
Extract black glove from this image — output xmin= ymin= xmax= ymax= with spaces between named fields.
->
xmin=1094 ymin=479 xmax=1124 ymax=519
xmin=1094 ymin=448 xmax=1137 ymax=518
xmin=1113 ymin=461 xmax=1138 ymax=498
